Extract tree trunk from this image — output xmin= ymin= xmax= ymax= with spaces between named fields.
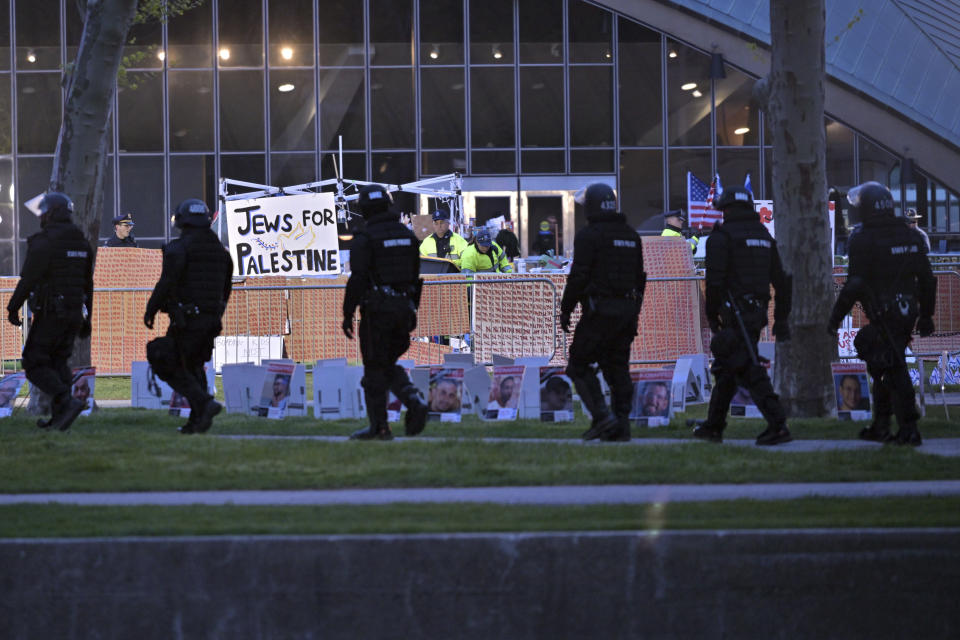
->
xmin=767 ymin=0 xmax=835 ymax=416
xmin=26 ymin=0 xmax=137 ymax=414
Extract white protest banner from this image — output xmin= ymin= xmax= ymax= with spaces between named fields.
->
xmin=227 ymin=192 xmax=340 ymax=277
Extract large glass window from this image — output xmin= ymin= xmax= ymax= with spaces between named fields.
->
xmin=220 ymin=70 xmax=265 ymax=151
xmin=271 ymin=153 xmax=317 ymax=187
xmin=859 ymin=137 xmax=898 ymax=189
xmin=0 ymin=78 xmax=10 ymax=154
xmin=268 ymin=0 xmax=313 ymax=67
xmin=668 ymin=148 xmax=710 ymax=214
xmin=420 ymin=0 xmax=464 ymax=66
xmin=666 ymin=41 xmax=711 ymax=146
xmin=321 ymin=151 xmax=365 ymax=182
xmin=470 ymin=67 xmax=514 ymax=149
xmin=221 ymin=153 xmax=266 ymax=186
xmin=470 ymin=0 xmax=513 ymax=64
xmin=270 ymin=70 xmax=316 ymax=151
xmin=519 ymin=0 xmax=563 ymax=64
xmin=619 ymin=149 xmax=664 ymax=230
xmin=619 ymin=19 xmax=661 ymax=147
xmin=125 ymin=18 xmax=163 ymax=70
xmin=472 ymin=150 xmax=515 ymax=175
xmin=118 ymin=73 xmax=164 ymax=152
xmin=16 ymin=73 xmax=60 ymax=153
xmin=569 ymin=66 xmax=612 ymax=146
xmin=372 ymin=152 xmax=416 ymax=212
xmin=168 ymin=2 xmax=213 ymax=68
xmin=370 ymin=0 xmax=413 ymax=66
xmin=825 ymin=118 xmax=855 ymax=188
xmin=520 ymin=67 xmax=564 ymax=148
xmin=317 ymin=0 xmax=364 ymax=67
xmin=218 ymin=0 xmax=263 ymax=67
xmin=421 ymin=67 xmax=465 ymax=148
xmin=169 ymin=154 xmax=216 ymax=225
xmin=0 ymin=5 xmax=10 ymax=69
xmin=169 ymin=71 xmax=214 ymax=151
xmin=119 ymin=156 xmax=165 ymax=238
xmin=522 ymin=150 xmax=564 ymax=173
xmin=422 ymin=150 xmax=466 ymax=176
xmin=569 ymin=1 xmax=613 ymax=63
xmin=320 ymin=69 xmax=365 ymax=150
xmin=717 ymin=148 xmax=760 ymax=199
xmin=16 ymin=0 xmax=59 ymax=70
xmin=715 ymin=68 xmax=759 ymax=146
xmin=16 ymin=156 xmax=53 ymax=240
xmin=0 ymin=159 xmax=14 ymax=243
xmin=370 ymin=68 xmax=414 ymax=149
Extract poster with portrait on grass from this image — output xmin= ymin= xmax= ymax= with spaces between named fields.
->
xmin=832 ymin=361 xmax=872 ymax=421
xmin=0 ymin=372 xmax=27 ymax=417
xmin=539 ymin=367 xmax=574 ymax=422
xmin=427 ymin=367 xmax=463 ymax=422
xmin=485 ymin=365 xmax=523 ymax=420
xmin=71 ymin=367 xmax=96 ymax=417
xmin=630 ymin=369 xmax=673 ymax=427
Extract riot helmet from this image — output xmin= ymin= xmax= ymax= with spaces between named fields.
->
xmin=714 ymin=186 xmax=754 ymax=211
xmin=846 ymin=181 xmax=894 ymax=221
xmin=173 ymin=198 xmax=212 ymax=228
xmin=575 ymin=183 xmax=617 ymax=216
xmin=357 ymin=184 xmax=392 ymax=217
xmin=38 ymin=192 xmax=74 ymax=225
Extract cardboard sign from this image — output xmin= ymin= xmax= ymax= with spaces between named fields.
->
xmin=630 ymin=369 xmax=673 ymax=427
xmin=227 ymin=192 xmax=340 ymax=277
xmin=539 ymin=366 xmax=574 ymax=422
xmin=833 ymin=361 xmax=872 ymax=421
xmin=252 ymin=362 xmax=306 ymax=419
xmin=427 ymin=367 xmax=463 ymax=422
xmin=484 ymin=365 xmax=523 ymax=421
xmin=70 ymin=367 xmax=96 ymax=417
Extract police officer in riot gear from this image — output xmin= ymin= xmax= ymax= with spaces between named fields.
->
xmin=343 ymin=184 xmax=428 ymax=440
xmin=144 ymin=199 xmax=233 ymax=434
xmin=561 ymin=183 xmax=646 ymax=442
xmin=827 ymin=181 xmax=936 ymax=445
xmin=7 ymin=192 xmax=93 ymax=431
xmin=694 ymin=185 xmax=793 ymax=446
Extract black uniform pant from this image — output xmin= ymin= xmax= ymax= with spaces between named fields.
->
xmin=704 ymin=316 xmax=786 ymax=430
xmin=863 ymin=326 xmax=919 ymax=428
xmin=565 ymin=309 xmax=638 ymax=421
xmin=358 ymin=305 xmax=419 ymax=427
xmin=22 ymin=313 xmax=81 ymax=405
xmin=147 ymin=314 xmax=220 ymax=415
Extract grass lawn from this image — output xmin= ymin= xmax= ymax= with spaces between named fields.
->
xmin=1 ymin=394 xmax=957 ymax=538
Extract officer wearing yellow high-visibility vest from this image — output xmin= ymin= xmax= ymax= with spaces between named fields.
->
xmin=459 ymin=228 xmax=512 ymax=275
xmin=660 ymin=209 xmax=698 ymax=253
xmin=419 ymin=208 xmax=468 ymax=266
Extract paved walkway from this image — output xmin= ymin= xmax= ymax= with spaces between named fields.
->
xmin=3 ymin=481 xmax=960 ymax=506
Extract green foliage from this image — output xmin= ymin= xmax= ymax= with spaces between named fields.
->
xmin=134 ymin=0 xmax=206 ymax=25
xmin=828 ymin=7 xmax=865 ymax=47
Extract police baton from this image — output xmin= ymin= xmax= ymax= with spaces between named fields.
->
xmin=726 ymin=292 xmax=759 ymax=366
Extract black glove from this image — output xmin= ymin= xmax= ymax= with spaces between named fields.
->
xmin=560 ymin=311 xmax=571 ymax=334
xmin=772 ymin=320 xmax=790 ymax=341
xmin=342 ymin=316 xmax=354 ymax=340
xmin=708 ymin=317 xmax=721 ymax=334
xmin=144 ymin=311 xmax=155 ymax=330
xmin=78 ymin=318 xmax=92 ymax=338
xmin=917 ymin=316 xmax=935 ymax=337
xmin=7 ymin=309 xmax=21 ymax=327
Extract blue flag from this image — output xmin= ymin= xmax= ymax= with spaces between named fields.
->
xmin=744 ymin=173 xmax=753 ymax=197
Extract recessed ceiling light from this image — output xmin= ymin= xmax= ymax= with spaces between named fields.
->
xmin=219 ymin=48 xmax=230 ymax=61
xmin=681 ymin=82 xmax=697 ymax=91
xmin=668 ymin=50 xmax=677 ymax=59
xmin=278 ymin=83 xmax=295 ymax=93
xmin=734 ymin=127 xmax=750 ymax=135
xmin=281 ymin=46 xmax=293 ymax=60
xmin=691 ymin=90 xmax=702 ymax=97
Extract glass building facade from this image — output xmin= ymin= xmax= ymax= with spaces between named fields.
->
xmin=1 ymin=0 xmax=957 ymax=273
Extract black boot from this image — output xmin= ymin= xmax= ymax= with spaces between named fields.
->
xmin=755 ymin=423 xmax=792 ymax=446
xmin=692 ymin=421 xmax=724 ymax=443
xmin=582 ymin=413 xmax=617 ymax=441
xmin=599 ymin=416 xmax=631 ymax=442
xmin=49 ymin=393 xmax=85 ymax=432
xmin=859 ymin=416 xmax=892 ymax=442
xmin=192 ymin=399 xmax=222 ymax=434
xmin=350 ymin=423 xmax=393 ymax=440
xmin=888 ymin=422 xmax=922 ymax=447
xmin=392 ymin=381 xmax=427 ymax=437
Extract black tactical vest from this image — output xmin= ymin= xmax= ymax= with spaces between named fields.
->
xmin=361 ymin=215 xmax=420 ymax=288
xmin=175 ymin=228 xmax=232 ymax=313
xmin=44 ymin=222 xmax=93 ymax=311
xmin=849 ymin=217 xmax=926 ymax=305
xmin=712 ymin=212 xmax=777 ymax=301
xmin=586 ymin=218 xmax=643 ymax=297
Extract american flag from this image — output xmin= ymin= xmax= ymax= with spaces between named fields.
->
xmin=687 ymin=172 xmax=722 ymax=228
